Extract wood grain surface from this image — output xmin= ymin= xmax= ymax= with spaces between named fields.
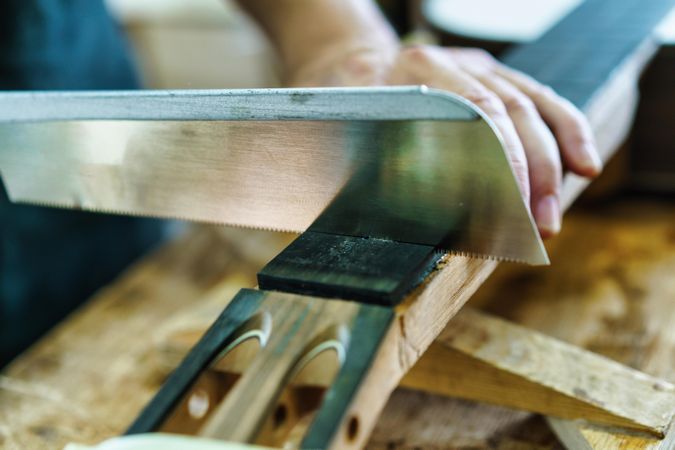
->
xmin=2 ymin=198 xmax=673 ymax=449
xmin=0 ymin=227 xmax=293 ymax=449
xmin=153 ymin=298 xmax=675 ymax=438
xmin=401 ymin=308 xmax=674 ymax=436
xmin=368 ymin=198 xmax=675 ymax=449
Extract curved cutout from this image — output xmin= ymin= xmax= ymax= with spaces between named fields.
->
xmin=255 ymin=325 xmax=350 ymax=447
xmin=159 ymin=312 xmax=271 ymax=434
xmin=290 ymin=324 xmax=349 ymax=380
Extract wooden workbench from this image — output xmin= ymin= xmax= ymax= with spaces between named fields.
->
xmin=1 ymin=194 xmax=673 ymax=449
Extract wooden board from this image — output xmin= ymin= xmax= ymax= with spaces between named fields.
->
xmin=400 ymin=308 xmax=674 ymax=436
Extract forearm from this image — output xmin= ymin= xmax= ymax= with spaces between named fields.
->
xmin=235 ymin=0 xmax=399 ymax=79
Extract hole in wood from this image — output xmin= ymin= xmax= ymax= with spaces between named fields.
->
xmin=273 ymin=403 xmax=288 ymax=429
xmin=187 ymin=389 xmax=210 ymax=420
xmin=158 ymin=312 xmax=270 ymax=435
xmin=255 ymin=325 xmax=348 ymax=448
xmin=346 ymin=415 xmax=359 ymax=442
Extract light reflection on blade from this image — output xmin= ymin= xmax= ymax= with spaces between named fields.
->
xmin=0 ymin=87 xmax=548 ymax=265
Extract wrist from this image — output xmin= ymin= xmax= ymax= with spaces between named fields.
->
xmin=285 ymin=40 xmax=399 ymax=87
xmin=238 ymin=0 xmax=399 ymax=85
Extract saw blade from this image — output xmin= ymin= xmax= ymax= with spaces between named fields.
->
xmin=0 ymin=86 xmax=548 ymax=265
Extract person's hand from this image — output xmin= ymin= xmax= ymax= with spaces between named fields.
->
xmin=287 ymin=45 xmax=603 ymax=238
xmin=235 ymin=0 xmax=602 ymax=237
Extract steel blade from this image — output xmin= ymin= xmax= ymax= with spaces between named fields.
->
xmin=0 ymin=86 xmax=548 ymax=264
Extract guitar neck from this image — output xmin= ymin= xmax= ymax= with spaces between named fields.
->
xmin=501 ymin=0 xmax=675 ymax=109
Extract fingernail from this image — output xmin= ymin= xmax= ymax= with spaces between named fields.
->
xmin=582 ymin=142 xmax=603 ymax=174
xmin=536 ymin=195 xmax=561 ymax=236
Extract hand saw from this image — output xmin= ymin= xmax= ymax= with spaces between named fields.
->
xmin=0 ymin=86 xmax=547 ymax=264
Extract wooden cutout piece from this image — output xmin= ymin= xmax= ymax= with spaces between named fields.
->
xmin=129 ymin=289 xmax=393 ymax=448
xmin=142 ymin=54 xmax=643 ymax=443
xmin=152 ymin=305 xmax=675 ymax=438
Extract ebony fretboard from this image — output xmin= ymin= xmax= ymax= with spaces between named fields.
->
xmin=502 ymin=0 xmax=675 ymax=109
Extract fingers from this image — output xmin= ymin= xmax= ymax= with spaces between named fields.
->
xmin=391 ymin=45 xmax=600 ymax=237
xmin=391 ymin=46 xmax=531 ymax=203
xmin=470 ymin=72 xmax=563 ymax=237
xmin=459 ymin=87 xmax=531 ymax=205
xmin=448 ymin=47 xmax=600 ymax=235
xmin=495 ymin=65 xmax=603 ymax=177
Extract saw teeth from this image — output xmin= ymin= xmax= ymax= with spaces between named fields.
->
xmin=11 ymin=199 xmax=299 ymax=234
xmin=439 ymin=248 xmax=528 ymax=264
xmin=12 ymin=199 xmax=526 ymax=263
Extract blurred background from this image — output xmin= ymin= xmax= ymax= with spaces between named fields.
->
xmin=105 ymin=0 xmax=674 ymax=88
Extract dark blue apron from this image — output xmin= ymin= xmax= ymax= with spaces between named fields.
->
xmin=0 ymin=0 xmax=165 ymax=366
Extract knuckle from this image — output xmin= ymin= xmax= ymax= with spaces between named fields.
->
xmin=509 ymin=158 xmax=530 ymax=197
xmin=510 ymin=155 xmax=529 ymax=178
xmin=558 ymin=110 xmax=593 ymax=144
xmin=462 ymin=89 xmax=506 ymax=116
xmin=567 ymin=110 xmax=591 ymax=132
xmin=540 ymin=157 xmax=563 ymax=184
xmin=533 ymin=84 xmax=557 ymax=100
xmin=530 ymin=84 xmax=594 ymax=142
xmin=502 ymin=94 xmax=536 ymax=116
xmin=565 ymin=129 xmax=591 ymax=149
xmin=529 ymin=147 xmax=563 ymax=194
xmin=399 ymin=45 xmax=436 ymax=66
xmin=467 ymin=48 xmax=495 ymax=62
xmin=344 ymin=53 xmax=380 ymax=79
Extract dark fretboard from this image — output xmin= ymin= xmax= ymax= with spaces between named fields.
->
xmin=502 ymin=0 xmax=675 ymax=109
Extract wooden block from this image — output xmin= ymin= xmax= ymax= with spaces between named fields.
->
xmin=400 ymin=308 xmax=675 ymax=436
xmin=258 ymin=231 xmax=440 ymax=306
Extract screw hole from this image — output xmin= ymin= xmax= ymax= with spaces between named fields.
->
xmin=346 ymin=415 xmax=359 ymax=442
xmin=187 ymin=389 xmax=210 ymax=419
xmin=273 ymin=403 xmax=288 ymax=429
